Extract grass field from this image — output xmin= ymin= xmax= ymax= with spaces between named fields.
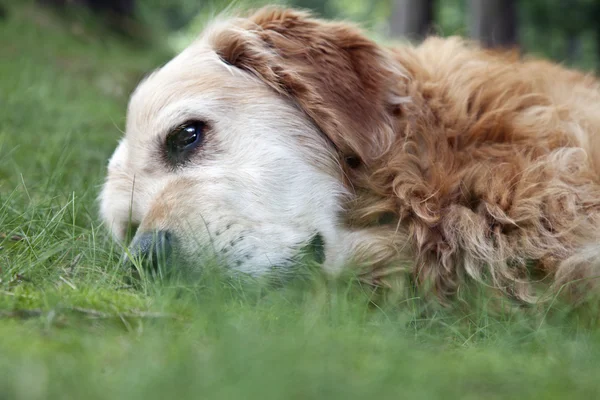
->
xmin=2 ymin=4 xmax=600 ymax=399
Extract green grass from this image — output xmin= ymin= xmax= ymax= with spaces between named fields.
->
xmin=2 ymin=4 xmax=600 ymax=399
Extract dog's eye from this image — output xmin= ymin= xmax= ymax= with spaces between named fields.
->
xmin=166 ymin=121 xmax=205 ymax=163
xmin=169 ymin=122 xmax=204 ymax=150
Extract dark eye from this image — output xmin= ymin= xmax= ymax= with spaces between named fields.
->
xmin=166 ymin=121 xmax=205 ymax=164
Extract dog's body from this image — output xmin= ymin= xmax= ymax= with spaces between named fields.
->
xmin=100 ymin=7 xmax=600 ymax=303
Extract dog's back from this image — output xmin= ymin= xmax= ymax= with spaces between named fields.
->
xmin=356 ymin=36 xmax=600 ymax=301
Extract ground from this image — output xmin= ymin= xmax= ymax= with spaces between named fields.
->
xmin=1 ymin=4 xmax=600 ymax=399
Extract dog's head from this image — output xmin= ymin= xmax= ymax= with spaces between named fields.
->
xmin=100 ymin=7 xmax=407 ymax=276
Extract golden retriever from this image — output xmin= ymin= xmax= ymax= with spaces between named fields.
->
xmin=100 ymin=7 xmax=600 ymax=304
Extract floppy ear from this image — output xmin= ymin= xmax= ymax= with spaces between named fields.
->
xmin=210 ymin=7 xmax=408 ymax=167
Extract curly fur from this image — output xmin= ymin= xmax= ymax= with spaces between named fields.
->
xmin=212 ymin=8 xmax=600 ymax=303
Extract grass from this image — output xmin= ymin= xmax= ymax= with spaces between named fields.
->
xmin=2 ymin=3 xmax=600 ymax=399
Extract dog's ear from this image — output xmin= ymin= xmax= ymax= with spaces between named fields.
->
xmin=211 ymin=7 xmax=408 ymax=167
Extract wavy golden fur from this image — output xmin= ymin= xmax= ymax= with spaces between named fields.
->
xmin=211 ymin=7 xmax=600 ymax=303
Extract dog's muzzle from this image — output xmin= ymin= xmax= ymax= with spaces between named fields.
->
xmin=123 ymin=230 xmax=173 ymax=272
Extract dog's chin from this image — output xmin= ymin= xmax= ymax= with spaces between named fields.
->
xmin=126 ymin=231 xmax=328 ymax=285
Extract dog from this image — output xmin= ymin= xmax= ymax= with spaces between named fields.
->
xmin=100 ymin=7 xmax=600 ymax=304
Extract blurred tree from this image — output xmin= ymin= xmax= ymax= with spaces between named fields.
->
xmin=521 ymin=0 xmax=600 ymax=67
xmin=291 ymin=0 xmax=335 ymax=17
xmin=389 ymin=0 xmax=434 ymax=40
xmin=437 ymin=0 xmax=467 ymax=36
xmin=34 ymin=0 xmax=600 ymax=71
xmin=469 ymin=0 xmax=518 ymax=48
xmin=37 ymin=0 xmax=138 ymax=37
xmin=135 ymin=0 xmax=205 ymax=31
xmin=38 ymin=0 xmax=135 ymax=17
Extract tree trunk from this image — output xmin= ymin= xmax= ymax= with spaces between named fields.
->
xmin=469 ymin=0 xmax=518 ymax=48
xmin=389 ymin=0 xmax=434 ymax=41
xmin=592 ymin=5 xmax=600 ymax=69
xmin=566 ymin=35 xmax=581 ymax=65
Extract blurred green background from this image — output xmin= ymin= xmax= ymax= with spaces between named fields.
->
xmin=2 ymin=1 xmax=600 ymax=399
xmin=33 ymin=0 xmax=600 ymax=71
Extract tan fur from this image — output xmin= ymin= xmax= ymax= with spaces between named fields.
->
xmin=212 ymin=8 xmax=600 ymax=303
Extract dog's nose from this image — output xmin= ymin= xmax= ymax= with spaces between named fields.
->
xmin=123 ymin=230 xmax=172 ymax=271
